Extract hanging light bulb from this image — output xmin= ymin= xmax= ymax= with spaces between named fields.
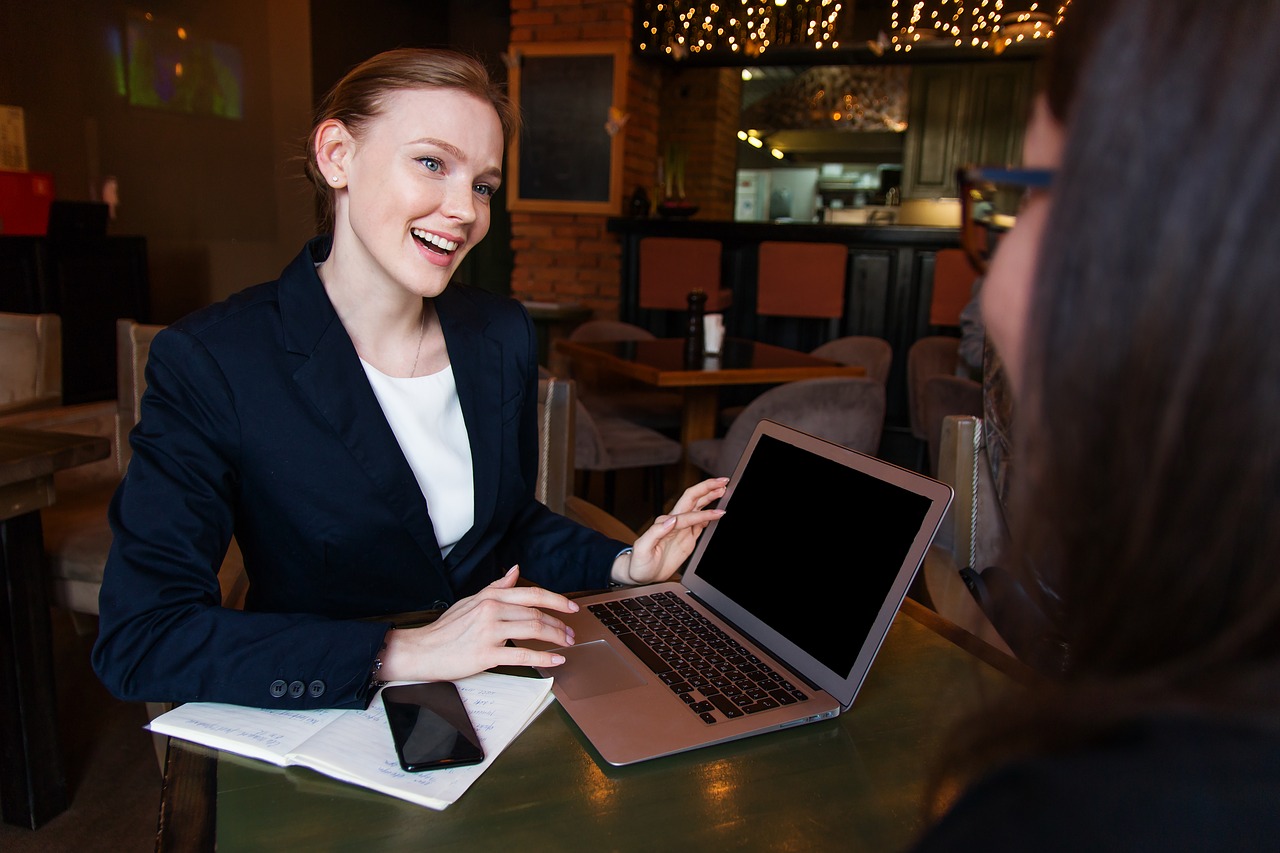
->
xmin=637 ymin=0 xmax=843 ymax=58
xmin=888 ymin=0 xmax=1070 ymax=54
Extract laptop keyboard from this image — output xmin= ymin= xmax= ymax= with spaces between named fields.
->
xmin=587 ymin=591 xmax=810 ymax=725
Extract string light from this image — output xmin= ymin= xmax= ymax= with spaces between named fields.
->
xmin=888 ymin=0 xmax=1071 ymax=54
xmin=638 ymin=0 xmax=842 ymax=58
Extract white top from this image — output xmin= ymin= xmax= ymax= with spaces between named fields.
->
xmin=360 ymin=359 xmax=474 ymax=558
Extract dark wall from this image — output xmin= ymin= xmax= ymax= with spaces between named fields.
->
xmin=308 ymin=0 xmax=513 ymax=294
xmin=0 ymin=0 xmax=315 ymax=321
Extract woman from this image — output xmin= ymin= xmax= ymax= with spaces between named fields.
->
xmin=92 ymin=49 xmax=726 ymax=710
xmin=915 ymin=0 xmax=1280 ymax=846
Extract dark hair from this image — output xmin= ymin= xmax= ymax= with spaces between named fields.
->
xmin=304 ymin=48 xmax=519 ymax=234
xmin=929 ymin=0 xmax=1280 ymax=811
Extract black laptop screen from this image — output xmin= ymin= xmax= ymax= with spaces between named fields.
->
xmin=693 ymin=433 xmax=933 ymax=677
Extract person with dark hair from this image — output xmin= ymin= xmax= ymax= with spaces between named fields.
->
xmin=914 ymin=0 xmax=1280 ymax=847
xmin=92 ymin=49 xmax=727 ymax=710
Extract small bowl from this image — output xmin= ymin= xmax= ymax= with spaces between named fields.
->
xmin=657 ymin=201 xmax=699 ymax=220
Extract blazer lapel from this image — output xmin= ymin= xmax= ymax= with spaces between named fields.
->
xmin=281 ymin=240 xmax=449 ymax=574
xmin=435 ymin=286 xmax=501 ymax=568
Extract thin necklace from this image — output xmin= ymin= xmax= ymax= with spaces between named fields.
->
xmin=407 ymin=305 xmax=426 ymax=377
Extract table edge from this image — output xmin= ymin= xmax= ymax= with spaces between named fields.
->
xmin=155 ymin=598 xmax=1038 ymax=850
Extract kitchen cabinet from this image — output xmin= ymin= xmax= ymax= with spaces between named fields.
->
xmin=901 ymin=62 xmax=1036 ymax=199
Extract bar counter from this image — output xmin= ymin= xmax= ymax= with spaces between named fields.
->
xmin=608 ymin=217 xmax=963 ymax=429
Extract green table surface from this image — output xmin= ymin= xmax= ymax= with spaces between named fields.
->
xmin=160 ymin=601 xmax=1031 ymax=851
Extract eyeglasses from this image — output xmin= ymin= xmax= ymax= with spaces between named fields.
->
xmin=957 ymin=166 xmax=1055 ymax=274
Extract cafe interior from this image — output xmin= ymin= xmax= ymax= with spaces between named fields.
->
xmin=2 ymin=0 xmax=1069 ymax=848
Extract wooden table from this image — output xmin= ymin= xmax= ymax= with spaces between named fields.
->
xmin=0 ymin=427 xmax=111 ymax=829
xmin=156 ymin=599 xmax=1035 ymax=852
xmin=555 ymin=337 xmax=865 ymax=487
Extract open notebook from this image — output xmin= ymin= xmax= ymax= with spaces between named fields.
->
xmin=539 ymin=419 xmax=952 ymax=765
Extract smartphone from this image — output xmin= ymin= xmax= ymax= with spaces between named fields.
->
xmin=382 ymin=682 xmax=485 ymax=772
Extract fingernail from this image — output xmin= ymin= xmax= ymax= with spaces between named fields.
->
xmin=664 ymin=516 xmax=676 ymax=527
xmin=568 ymin=601 xmax=580 ymax=612
xmin=550 ymin=654 xmax=566 ymax=665
xmin=506 ymin=565 xmax=518 ymax=576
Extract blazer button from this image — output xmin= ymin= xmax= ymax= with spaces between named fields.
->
xmin=269 ymin=679 xmax=287 ymax=698
xmin=308 ymin=680 xmax=325 ymax=698
xmin=431 ymin=600 xmax=449 ymax=611
xmin=288 ymin=680 xmax=305 ymax=698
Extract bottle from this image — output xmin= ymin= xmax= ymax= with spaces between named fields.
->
xmin=684 ymin=289 xmax=707 ymax=368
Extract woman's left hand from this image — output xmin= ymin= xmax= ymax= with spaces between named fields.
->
xmin=611 ymin=477 xmax=730 ymax=586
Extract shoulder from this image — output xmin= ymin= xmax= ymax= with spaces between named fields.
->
xmin=913 ymin=716 xmax=1280 ymax=852
xmin=164 ymin=238 xmax=324 ymax=352
xmin=442 ymin=283 xmax=529 ymax=325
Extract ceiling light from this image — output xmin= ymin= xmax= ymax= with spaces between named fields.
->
xmin=887 ymin=0 xmax=1071 ymax=54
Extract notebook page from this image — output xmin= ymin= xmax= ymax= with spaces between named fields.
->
xmin=298 ymin=673 xmax=554 ymax=809
xmin=147 ymin=703 xmax=345 ymax=766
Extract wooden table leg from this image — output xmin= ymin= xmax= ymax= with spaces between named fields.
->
xmin=0 ymin=510 xmax=68 ymax=828
xmin=677 ymin=387 xmax=719 ymax=490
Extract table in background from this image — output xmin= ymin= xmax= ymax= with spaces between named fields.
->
xmin=522 ymin=300 xmax=591 ymax=377
xmin=0 ymin=427 xmax=111 ymax=829
xmin=555 ymin=337 xmax=865 ymax=487
xmin=156 ymin=599 xmax=1035 ymax=852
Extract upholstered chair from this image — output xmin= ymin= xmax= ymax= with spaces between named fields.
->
xmin=0 ymin=311 xmax=62 ymax=414
xmin=689 ymin=377 xmax=885 ymax=480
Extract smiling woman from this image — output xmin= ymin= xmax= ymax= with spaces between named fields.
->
xmin=91 ymin=48 xmax=729 ymax=715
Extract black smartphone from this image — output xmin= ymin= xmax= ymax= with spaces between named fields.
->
xmin=382 ymin=682 xmax=485 ymax=772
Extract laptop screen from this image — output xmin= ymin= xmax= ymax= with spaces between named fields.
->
xmin=690 ymin=431 xmax=935 ymax=678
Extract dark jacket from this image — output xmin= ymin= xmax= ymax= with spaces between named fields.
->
xmin=912 ymin=714 xmax=1280 ymax=852
xmin=93 ymin=237 xmax=621 ymax=709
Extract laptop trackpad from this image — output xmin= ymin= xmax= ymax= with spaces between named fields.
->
xmin=554 ymin=640 xmax=647 ymax=699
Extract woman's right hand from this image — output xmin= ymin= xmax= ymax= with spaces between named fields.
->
xmin=375 ymin=566 xmax=578 ymax=683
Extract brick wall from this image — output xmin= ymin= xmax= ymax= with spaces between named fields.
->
xmin=657 ymin=67 xmax=741 ymax=221
xmin=508 ymin=0 xmax=738 ymax=316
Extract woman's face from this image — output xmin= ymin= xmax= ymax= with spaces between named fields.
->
xmin=980 ymin=96 xmax=1065 ymax=395
xmin=330 ymin=86 xmax=504 ymax=299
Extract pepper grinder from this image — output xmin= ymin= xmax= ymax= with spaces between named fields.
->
xmin=684 ymin=289 xmax=707 ymax=368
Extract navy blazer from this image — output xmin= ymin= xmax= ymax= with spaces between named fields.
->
xmin=92 ymin=238 xmax=623 ymax=709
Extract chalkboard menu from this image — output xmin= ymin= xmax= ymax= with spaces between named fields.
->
xmin=508 ymin=42 xmax=627 ymax=215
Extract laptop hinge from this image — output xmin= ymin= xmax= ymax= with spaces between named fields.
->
xmin=686 ymin=591 xmax=827 ymax=694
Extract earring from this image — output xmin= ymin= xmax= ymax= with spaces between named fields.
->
xmin=330 ymin=175 xmax=340 ymax=183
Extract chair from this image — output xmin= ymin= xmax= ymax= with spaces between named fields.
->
xmin=688 ymin=378 xmax=885 ymax=480
xmin=575 ymin=398 xmax=683 ymax=518
xmin=566 ymin=320 xmax=682 ymax=432
xmin=535 ymin=376 xmax=576 ymax=515
xmin=920 ymin=415 xmax=1014 ymax=657
xmin=809 ymin=335 xmax=893 ymax=386
xmin=755 ymin=242 xmax=848 ymax=350
xmin=720 ymin=335 xmax=892 ymax=429
xmin=928 ymin=248 xmax=979 ymax=329
xmin=0 ymin=311 xmax=61 ymax=414
xmin=906 ymin=336 xmax=981 ymax=473
xmin=569 ymin=319 xmax=655 ymax=344
xmin=536 ymin=375 xmax=638 ymax=544
xmin=0 ymin=320 xmax=249 ymax=623
xmin=638 ymin=238 xmax=732 ymax=337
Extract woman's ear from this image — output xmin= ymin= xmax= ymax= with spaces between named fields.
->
xmin=314 ymin=120 xmax=351 ymax=188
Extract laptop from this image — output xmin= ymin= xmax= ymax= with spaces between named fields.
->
xmin=537 ymin=419 xmax=953 ymax=765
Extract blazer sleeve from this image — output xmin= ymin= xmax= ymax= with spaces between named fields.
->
xmin=92 ymin=328 xmax=389 ymax=710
